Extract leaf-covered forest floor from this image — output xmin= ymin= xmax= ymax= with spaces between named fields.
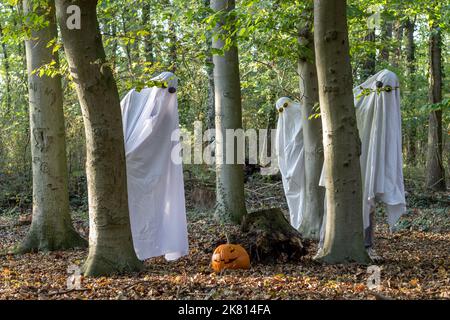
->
xmin=0 ymin=170 xmax=449 ymax=300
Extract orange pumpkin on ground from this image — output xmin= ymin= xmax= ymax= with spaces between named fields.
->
xmin=211 ymin=244 xmax=250 ymax=272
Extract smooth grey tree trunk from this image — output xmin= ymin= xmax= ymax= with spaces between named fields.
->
xmin=313 ymin=0 xmax=370 ymax=264
xmin=297 ymin=14 xmax=324 ymax=240
xmin=19 ymin=0 xmax=86 ymax=253
xmin=426 ymin=23 xmax=446 ymax=191
xmin=56 ymin=0 xmax=142 ymax=276
xmin=211 ymin=0 xmax=247 ymax=224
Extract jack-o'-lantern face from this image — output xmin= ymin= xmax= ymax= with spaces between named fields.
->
xmin=211 ymin=244 xmax=250 ymax=273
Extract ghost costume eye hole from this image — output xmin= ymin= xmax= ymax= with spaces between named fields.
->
xmin=283 ymin=102 xmax=289 ymax=108
xmin=384 ymin=85 xmax=392 ymax=92
xmin=376 ymin=81 xmax=383 ymax=88
xmin=278 ymin=107 xmax=284 ymax=113
xmin=168 ymin=87 xmax=176 ymax=93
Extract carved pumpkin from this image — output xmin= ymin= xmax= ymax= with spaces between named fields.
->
xmin=211 ymin=244 xmax=250 ymax=272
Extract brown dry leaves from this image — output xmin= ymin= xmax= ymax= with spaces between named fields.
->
xmin=0 ymin=178 xmax=448 ymax=300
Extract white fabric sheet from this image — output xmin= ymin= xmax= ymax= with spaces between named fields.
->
xmin=275 ymin=97 xmax=306 ymax=230
xmin=354 ymin=69 xmax=406 ymax=230
xmin=121 ymin=72 xmax=189 ymax=261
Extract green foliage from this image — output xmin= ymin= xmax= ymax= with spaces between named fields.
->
xmin=0 ymin=0 xmax=448 ymax=213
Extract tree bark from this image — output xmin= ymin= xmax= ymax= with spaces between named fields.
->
xmin=0 ymin=23 xmax=11 ymax=113
xmin=121 ymin=8 xmax=133 ymax=73
xmin=55 ymin=0 xmax=142 ymax=276
xmin=168 ymin=21 xmax=177 ymax=73
xmin=405 ymin=18 xmax=417 ymax=165
xmin=110 ymin=23 xmax=118 ymax=71
xmin=426 ymin=23 xmax=446 ymax=191
xmin=313 ymin=0 xmax=370 ymax=264
xmin=297 ymin=12 xmax=325 ymax=240
xmin=204 ymin=0 xmax=215 ymax=130
xmin=211 ymin=0 xmax=247 ymax=224
xmin=392 ymin=20 xmax=403 ymax=68
xmin=164 ymin=0 xmax=177 ymax=73
xmin=142 ymin=2 xmax=155 ymax=64
xmin=19 ymin=0 xmax=86 ymax=253
xmin=361 ymin=29 xmax=376 ymax=80
xmin=206 ymin=59 xmax=215 ymax=130
xmin=379 ymin=19 xmax=392 ymax=63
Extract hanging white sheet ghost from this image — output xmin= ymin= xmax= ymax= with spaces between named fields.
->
xmin=355 ymin=69 xmax=406 ymax=235
xmin=319 ymin=69 xmax=407 ymax=248
xmin=275 ymin=97 xmax=306 ymax=230
xmin=120 ymin=72 xmax=189 ymax=261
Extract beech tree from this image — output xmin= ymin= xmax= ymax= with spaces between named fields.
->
xmin=0 ymin=23 xmax=10 ymax=112
xmin=426 ymin=22 xmax=446 ymax=191
xmin=313 ymin=0 xmax=370 ymax=264
xmin=55 ymin=0 xmax=142 ymax=276
xmin=19 ymin=0 xmax=86 ymax=253
xmin=211 ymin=0 xmax=247 ymax=224
xmin=405 ymin=18 xmax=417 ymax=165
xmin=297 ymin=6 xmax=324 ymax=240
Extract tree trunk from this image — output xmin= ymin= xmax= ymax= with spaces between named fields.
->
xmin=204 ymin=0 xmax=215 ymax=130
xmin=110 ymin=23 xmax=118 ymax=71
xmin=0 ymin=23 xmax=11 ymax=113
xmin=168 ymin=22 xmax=177 ymax=73
xmin=361 ymin=29 xmax=376 ymax=80
xmin=55 ymin=0 xmax=142 ymax=276
xmin=426 ymin=23 xmax=446 ymax=191
xmin=379 ymin=19 xmax=392 ymax=63
xmin=405 ymin=18 xmax=417 ymax=165
xmin=392 ymin=20 xmax=403 ymax=68
xmin=264 ymin=104 xmax=277 ymax=160
xmin=164 ymin=0 xmax=177 ymax=73
xmin=206 ymin=60 xmax=215 ymax=130
xmin=142 ymin=2 xmax=155 ymax=64
xmin=19 ymin=0 xmax=86 ymax=253
xmin=121 ymin=9 xmax=133 ymax=73
xmin=297 ymin=14 xmax=325 ymax=240
xmin=211 ymin=0 xmax=247 ymax=224
xmin=313 ymin=0 xmax=370 ymax=264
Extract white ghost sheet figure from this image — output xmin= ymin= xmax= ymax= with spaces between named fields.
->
xmin=354 ymin=69 xmax=406 ymax=233
xmin=120 ymin=72 xmax=188 ymax=261
xmin=275 ymin=97 xmax=306 ymax=230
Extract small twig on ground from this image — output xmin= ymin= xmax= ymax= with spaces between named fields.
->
xmin=123 ymin=280 xmax=152 ymax=291
xmin=253 ymin=181 xmax=282 ymax=192
xmin=244 ymin=188 xmax=265 ymax=196
xmin=47 ymin=288 xmax=89 ymax=296
xmin=369 ymin=291 xmax=394 ymax=300
xmin=261 ymin=197 xmax=278 ymax=201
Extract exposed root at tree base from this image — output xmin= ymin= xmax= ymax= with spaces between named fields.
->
xmin=220 ymin=208 xmax=308 ymax=264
